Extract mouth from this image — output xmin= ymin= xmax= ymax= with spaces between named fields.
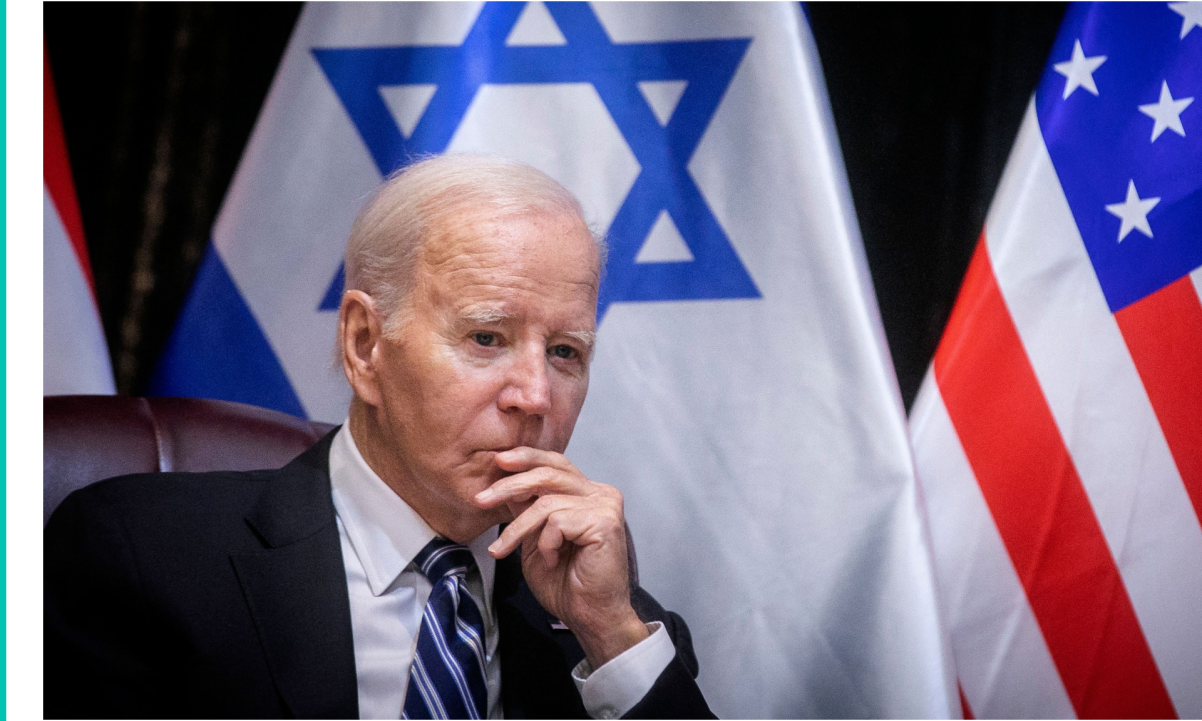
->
xmin=482 ymin=445 xmax=519 ymax=454
xmin=467 ymin=447 xmax=519 ymax=479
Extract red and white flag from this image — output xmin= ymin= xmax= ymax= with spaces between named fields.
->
xmin=911 ymin=3 xmax=1201 ymax=718
xmin=44 ymin=48 xmax=115 ymax=396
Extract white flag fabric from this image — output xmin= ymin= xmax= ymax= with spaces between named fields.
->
xmin=44 ymin=54 xmax=115 ymax=396
xmin=151 ymin=3 xmax=953 ymax=716
xmin=910 ymin=3 xmax=1202 ymax=718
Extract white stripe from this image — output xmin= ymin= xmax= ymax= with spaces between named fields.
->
xmin=1191 ymin=264 xmax=1202 ymax=305
xmin=43 ymin=186 xmax=116 ymax=395
xmin=448 ymin=589 xmax=487 ymax=718
xmin=454 ymin=614 xmax=488 ymax=675
xmin=423 ymin=585 xmax=479 ymax=718
xmin=984 ymin=100 xmax=1202 ymax=715
xmin=911 ymin=373 xmax=1076 ymax=719
xmin=423 ymin=610 xmax=471 ymax=715
xmin=422 ymin=544 xmax=470 ymax=579
xmin=421 ymin=545 xmax=457 ymax=574
xmin=411 ymin=653 xmax=448 ymax=719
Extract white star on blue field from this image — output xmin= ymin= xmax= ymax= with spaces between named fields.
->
xmin=1036 ymin=2 xmax=1202 ymax=312
xmin=314 ymin=1 xmax=760 ymax=321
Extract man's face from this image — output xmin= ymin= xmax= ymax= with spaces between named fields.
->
xmin=372 ymin=208 xmax=599 ymax=532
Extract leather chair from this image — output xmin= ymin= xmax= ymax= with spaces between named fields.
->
xmin=43 ymin=395 xmax=335 ymax=526
xmin=42 ymin=394 xmax=639 ymax=583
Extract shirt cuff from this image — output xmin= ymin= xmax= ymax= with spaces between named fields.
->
xmin=571 ymin=621 xmax=675 ymax=720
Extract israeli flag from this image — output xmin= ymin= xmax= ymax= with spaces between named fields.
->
xmin=152 ymin=3 xmax=953 ymax=716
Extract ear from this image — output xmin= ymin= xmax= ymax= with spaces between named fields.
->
xmin=339 ymin=290 xmax=385 ymax=408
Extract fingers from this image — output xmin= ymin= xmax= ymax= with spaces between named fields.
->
xmin=489 ymin=494 xmax=580 ymax=557
xmin=488 ymin=493 xmax=622 ymax=559
xmin=531 ymin=507 xmax=617 ymax=567
xmin=475 ymin=466 xmax=580 ymax=507
xmin=493 ymin=446 xmax=578 ymax=474
xmin=536 ymin=513 xmax=566 ymax=567
xmin=479 ymin=447 xmax=625 ymax=562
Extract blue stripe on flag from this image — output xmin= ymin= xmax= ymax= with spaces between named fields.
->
xmin=148 ymin=244 xmax=307 ymax=418
xmin=319 ymin=262 xmax=345 ymax=311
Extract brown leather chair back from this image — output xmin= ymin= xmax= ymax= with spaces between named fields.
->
xmin=42 ymin=394 xmax=638 ymax=585
xmin=43 ymin=396 xmax=335 ymax=526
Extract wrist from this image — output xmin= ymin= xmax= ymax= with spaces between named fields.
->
xmin=576 ymin=611 xmax=650 ymax=670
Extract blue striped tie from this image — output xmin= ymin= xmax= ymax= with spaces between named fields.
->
xmin=403 ymin=538 xmax=489 ymax=720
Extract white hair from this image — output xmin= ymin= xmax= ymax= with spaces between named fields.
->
xmin=343 ymin=153 xmax=607 ymax=337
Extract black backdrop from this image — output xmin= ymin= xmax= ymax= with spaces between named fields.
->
xmin=45 ymin=2 xmax=1066 ymax=410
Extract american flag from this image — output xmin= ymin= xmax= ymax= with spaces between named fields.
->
xmin=910 ymin=2 xmax=1201 ymax=718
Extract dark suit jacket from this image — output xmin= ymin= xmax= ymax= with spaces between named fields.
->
xmin=44 ymin=431 xmax=713 ymax=719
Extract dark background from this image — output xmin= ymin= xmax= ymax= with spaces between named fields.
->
xmin=44 ymin=2 xmax=1066 ymax=411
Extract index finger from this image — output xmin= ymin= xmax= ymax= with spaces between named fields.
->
xmin=494 ymin=446 xmax=579 ymax=474
xmin=474 ymin=465 xmax=590 ymax=508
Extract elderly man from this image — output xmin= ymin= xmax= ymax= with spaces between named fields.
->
xmin=44 ymin=155 xmax=712 ymax=720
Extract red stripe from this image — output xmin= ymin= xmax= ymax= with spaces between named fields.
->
xmin=44 ymin=43 xmax=95 ymax=294
xmin=1115 ymin=275 xmax=1202 ymax=529
xmin=958 ymin=683 xmax=974 ymax=720
xmin=933 ymin=237 xmax=1176 ymax=719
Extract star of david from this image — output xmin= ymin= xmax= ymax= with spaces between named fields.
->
xmin=313 ymin=1 xmax=759 ymax=321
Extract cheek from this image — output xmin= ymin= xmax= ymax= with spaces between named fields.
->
xmin=381 ymin=346 xmax=479 ymax=431
xmin=418 ymin=360 xmax=508 ymax=431
xmin=548 ymin=373 xmax=590 ymax=437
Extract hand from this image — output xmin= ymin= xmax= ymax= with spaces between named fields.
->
xmin=475 ymin=447 xmax=649 ymax=668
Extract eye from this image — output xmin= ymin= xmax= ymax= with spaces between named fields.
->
xmin=549 ymin=344 xmax=578 ymax=360
xmin=472 ymin=332 xmax=498 ymax=347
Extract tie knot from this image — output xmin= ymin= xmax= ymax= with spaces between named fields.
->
xmin=413 ymin=537 xmax=477 ymax=583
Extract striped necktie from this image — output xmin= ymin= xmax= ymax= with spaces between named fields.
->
xmin=403 ymin=538 xmax=489 ymax=720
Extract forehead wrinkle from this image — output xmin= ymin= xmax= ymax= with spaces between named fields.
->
xmin=417 ymin=213 xmax=601 ymax=336
xmin=437 ymin=265 xmax=599 ymax=310
xmin=424 ymin=211 xmax=598 ymax=278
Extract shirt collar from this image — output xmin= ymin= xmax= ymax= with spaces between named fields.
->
xmin=328 ymin=423 xmax=497 ymax=608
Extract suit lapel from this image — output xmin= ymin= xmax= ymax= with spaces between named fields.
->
xmin=231 ymin=431 xmax=359 ymax=719
xmin=494 ymin=552 xmax=588 ymax=719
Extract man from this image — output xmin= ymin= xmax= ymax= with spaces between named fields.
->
xmin=44 ymin=155 xmax=713 ymax=719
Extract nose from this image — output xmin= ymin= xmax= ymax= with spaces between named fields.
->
xmin=498 ymin=343 xmax=552 ymax=417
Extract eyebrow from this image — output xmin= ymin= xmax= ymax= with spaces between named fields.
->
xmin=563 ymin=330 xmax=597 ymax=354
xmin=459 ymin=306 xmax=512 ymax=325
xmin=458 ymin=305 xmax=596 ymax=354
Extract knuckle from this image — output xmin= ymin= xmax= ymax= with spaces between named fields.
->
xmin=592 ymin=483 xmax=621 ymax=501
xmin=601 ymin=493 xmax=623 ymax=514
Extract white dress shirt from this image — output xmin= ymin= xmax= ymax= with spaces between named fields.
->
xmin=328 ymin=424 xmax=675 ymax=720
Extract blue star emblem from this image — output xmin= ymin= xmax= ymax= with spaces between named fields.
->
xmin=313 ymin=1 xmax=760 ymax=320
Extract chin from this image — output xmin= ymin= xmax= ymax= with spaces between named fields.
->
xmin=451 ymin=469 xmax=508 ymax=511
xmin=446 ymin=504 xmax=511 ymax=545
